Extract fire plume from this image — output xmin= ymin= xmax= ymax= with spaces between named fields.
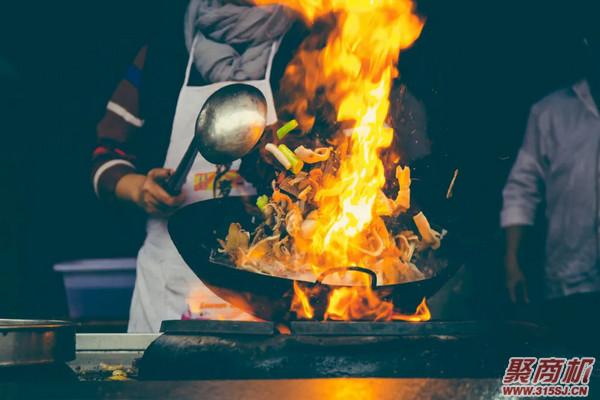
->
xmin=252 ymin=0 xmax=429 ymax=321
xmin=292 ymin=279 xmax=431 ymax=322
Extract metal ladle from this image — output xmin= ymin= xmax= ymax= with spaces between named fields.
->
xmin=165 ymin=83 xmax=268 ymax=195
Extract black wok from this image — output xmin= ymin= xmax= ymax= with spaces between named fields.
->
xmin=168 ymin=196 xmax=465 ymax=321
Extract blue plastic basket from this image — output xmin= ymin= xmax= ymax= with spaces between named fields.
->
xmin=53 ymin=258 xmax=136 ymax=320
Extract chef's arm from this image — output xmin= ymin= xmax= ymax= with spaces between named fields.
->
xmin=500 ymin=106 xmax=546 ymax=303
xmin=92 ymin=45 xmax=185 ymax=216
xmin=92 ymin=45 xmax=147 ymax=202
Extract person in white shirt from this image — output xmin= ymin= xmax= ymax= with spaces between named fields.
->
xmin=501 ymin=28 xmax=600 ymax=350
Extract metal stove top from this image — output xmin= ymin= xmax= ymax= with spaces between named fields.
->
xmin=137 ymin=319 xmax=555 ymax=380
xmin=160 ymin=319 xmax=546 ymax=337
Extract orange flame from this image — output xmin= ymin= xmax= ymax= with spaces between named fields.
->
xmin=325 ymin=286 xmax=394 ymax=321
xmin=255 ymin=0 xmax=428 ymax=321
xmin=292 ymin=279 xmax=430 ymax=322
xmin=392 ymin=298 xmax=431 ymax=322
xmin=291 ymin=281 xmax=315 ymax=319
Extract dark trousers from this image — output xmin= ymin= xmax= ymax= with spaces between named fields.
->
xmin=538 ymin=291 xmax=600 ymax=357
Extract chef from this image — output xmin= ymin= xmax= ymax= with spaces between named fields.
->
xmin=92 ymin=0 xmax=299 ymax=332
xmin=501 ymin=25 xmax=600 ymax=339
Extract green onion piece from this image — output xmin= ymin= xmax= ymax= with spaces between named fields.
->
xmin=276 ymin=119 xmax=299 ymax=140
xmin=291 ymin=159 xmax=304 ymax=174
xmin=278 ymin=144 xmax=304 ymax=174
xmin=256 ymin=195 xmax=269 ymax=211
xmin=278 ymin=144 xmax=299 ymax=165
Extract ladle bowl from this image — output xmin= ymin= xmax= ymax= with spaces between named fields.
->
xmin=165 ymin=83 xmax=267 ymax=195
xmin=197 ymin=83 xmax=267 ymax=164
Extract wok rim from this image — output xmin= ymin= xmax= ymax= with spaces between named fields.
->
xmin=208 ymin=247 xmax=462 ymax=290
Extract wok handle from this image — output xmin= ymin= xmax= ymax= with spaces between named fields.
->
xmin=316 ymin=266 xmax=378 ymax=289
xmin=164 ymin=136 xmax=199 ymax=196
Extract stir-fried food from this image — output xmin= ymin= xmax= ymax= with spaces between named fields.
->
xmin=219 ymin=138 xmax=444 ymax=287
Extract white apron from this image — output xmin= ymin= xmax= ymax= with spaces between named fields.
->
xmin=128 ymin=39 xmax=279 ymax=333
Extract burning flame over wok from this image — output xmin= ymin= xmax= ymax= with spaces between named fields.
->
xmin=218 ymin=0 xmax=437 ymax=321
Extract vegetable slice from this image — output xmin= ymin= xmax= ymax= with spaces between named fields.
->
xmin=265 ymin=143 xmax=291 ymax=170
xmin=412 ymin=211 xmax=441 ymax=250
xmin=294 ymin=146 xmax=332 ymax=163
xmin=278 ymin=144 xmax=304 ymax=174
xmin=276 ymin=119 xmax=299 ymax=140
xmin=256 ymin=195 xmax=269 ymax=211
xmin=394 ymin=166 xmax=411 ymax=211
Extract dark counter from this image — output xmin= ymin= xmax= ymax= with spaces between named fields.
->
xmin=0 ymin=378 xmax=502 ymax=400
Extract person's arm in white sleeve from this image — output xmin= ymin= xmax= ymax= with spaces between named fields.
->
xmin=501 ymin=106 xmax=546 ymax=303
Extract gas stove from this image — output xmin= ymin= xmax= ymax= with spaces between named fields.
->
xmin=1 ymin=321 xmax=581 ymax=399
xmin=137 ymin=319 xmax=553 ymax=380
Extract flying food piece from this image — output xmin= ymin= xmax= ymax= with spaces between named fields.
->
xmin=256 ymin=195 xmax=269 ymax=211
xmin=394 ymin=166 xmax=411 ymax=212
xmin=294 ymin=146 xmax=332 ymax=164
xmin=265 ymin=143 xmax=292 ymax=170
xmin=412 ymin=211 xmax=441 ymax=250
xmin=278 ymin=144 xmax=304 ymax=174
xmin=446 ymin=168 xmax=459 ymax=199
xmin=276 ymin=119 xmax=299 ymax=140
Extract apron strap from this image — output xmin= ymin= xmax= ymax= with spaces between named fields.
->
xmin=264 ymin=39 xmax=281 ymax=80
xmin=183 ymin=37 xmax=198 ymax=87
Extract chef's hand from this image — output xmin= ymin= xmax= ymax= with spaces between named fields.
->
xmin=115 ymin=168 xmax=185 ymax=217
xmin=505 ymin=255 xmax=529 ymax=304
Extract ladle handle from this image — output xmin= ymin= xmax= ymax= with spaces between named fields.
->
xmin=164 ymin=136 xmax=199 ymax=196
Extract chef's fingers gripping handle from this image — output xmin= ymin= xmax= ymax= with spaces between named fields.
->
xmin=316 ymin=266 xmax=378 ymax=289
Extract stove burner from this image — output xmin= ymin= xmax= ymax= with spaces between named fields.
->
xmin=140 ymin=320 xmax=554 ymax=380
xmin=160 ymin=319 xmax=546 ymax=337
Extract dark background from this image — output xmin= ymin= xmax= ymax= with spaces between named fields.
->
xmin=0 ymin=1 xmax=593 ymax=318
